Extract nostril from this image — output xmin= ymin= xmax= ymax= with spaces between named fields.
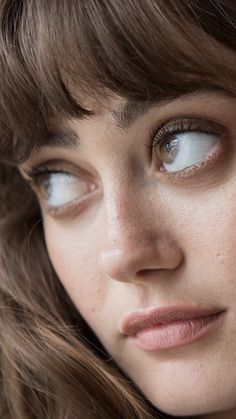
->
xmin=137 ymin=268 xmax=156 ymax=277
xmin=98 ymin=236 xmax=184 ymax=283
xmin=137 ymin=267 xmax=172 ymax=278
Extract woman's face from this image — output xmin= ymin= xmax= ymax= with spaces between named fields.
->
xmin=21 ymin=89 xmax=236 ymax=418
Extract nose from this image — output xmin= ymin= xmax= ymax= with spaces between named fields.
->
xmin=97 ymin=179 xmax=183 ymax=283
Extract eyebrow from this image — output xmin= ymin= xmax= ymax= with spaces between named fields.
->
xmin=44 ymin=126 xmax=80 ymax=149
xmin=39 ymin=87 xmax=236 ymax=152
xmin=44 ymin=100 xmax=156 ymax=150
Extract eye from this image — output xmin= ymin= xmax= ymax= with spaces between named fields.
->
xmin=152 ymin=117 xmax=228 ymax=175
xmin=160 ymin=131 xmax=219 ymax=172
xmin=26 ymin=165 xmax=97 ymax=214
xmin=39 ymin=171 xmax=90 ymax=206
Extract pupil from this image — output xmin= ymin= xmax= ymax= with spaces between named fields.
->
xmin=162 ymin=138 xmax=179 ymax=163
xmin=41 ymin=178 xmax=52 ymax=199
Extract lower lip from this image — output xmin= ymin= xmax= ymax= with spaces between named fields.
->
xmin=133 ymin=311 xmax=225 ymax=352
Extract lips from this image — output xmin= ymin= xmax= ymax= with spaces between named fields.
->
xmin=120 ymin=305 xmax=226 ymax=336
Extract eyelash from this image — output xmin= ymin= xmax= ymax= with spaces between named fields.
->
xmin=27 ymin=167 xmax=95 ymax=217
xmin=26 ymin=116 xmax=228 ymax=215
xmin=149 ymin=116 xmax=227 ymax=179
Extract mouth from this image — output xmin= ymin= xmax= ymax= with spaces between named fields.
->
xmin=120 ymin=305 xmax=226 ymax=352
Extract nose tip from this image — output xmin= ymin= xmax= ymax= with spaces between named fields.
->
xmin=97 ymin=174 xmax=183 ymax=283
xmin=97 ymin=236 xmax=183 ymax=283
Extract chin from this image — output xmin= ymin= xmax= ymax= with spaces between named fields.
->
xmin=148 ymin=393 xmax=236 ymax=418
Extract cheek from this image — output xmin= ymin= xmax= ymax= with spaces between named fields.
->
xmin=43 ymin=221 xmax=109 ymax=324
xmin=176 ymin=186 xmax=236 ymax=298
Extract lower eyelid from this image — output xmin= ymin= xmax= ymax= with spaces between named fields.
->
xmin=41 ymin=186 xmax=100 ymax=218
xmin=161 ymin=138 xmax=225 ymax=182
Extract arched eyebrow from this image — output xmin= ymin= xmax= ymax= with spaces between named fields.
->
xmin=112 ymin=101 xmax=154 ymax=129
xmin=46 ymin=101 xmax=155 ymax=145
xmin=45 ymin=126 xmax=80 ymax=149
xmin=37 ymin=86 xmax=236 ymax=152
xmin=42 ymin=100 xmax=156 ymax=151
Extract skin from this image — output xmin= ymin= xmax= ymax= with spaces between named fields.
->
xmin=21 ymin=90 xmax=236 ymax=418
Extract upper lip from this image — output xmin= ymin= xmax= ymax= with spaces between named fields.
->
xmin=119 ymin=305 xmax=225 ymax=336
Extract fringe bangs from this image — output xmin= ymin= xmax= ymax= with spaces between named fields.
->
xmin=1 ymin=1 xmax=236 ymax=161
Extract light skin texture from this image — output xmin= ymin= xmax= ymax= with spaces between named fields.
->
xmin=21 ymin=90 xmax=236 ymax=418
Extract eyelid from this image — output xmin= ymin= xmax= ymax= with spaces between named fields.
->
xmin=150 ymin=116 xmax=230 ymax=149
xmin=27 ymin=169 xmax=99 ymax=218
xmin=23 ymin=159 xmax=95 ymax=183
xmin=41 ymin=186 xmax=100 ymax=218
xmin=148 ymin=116 xmax=230 ymax=181
xmin=163 ymin=142 xmax=224 ymax=182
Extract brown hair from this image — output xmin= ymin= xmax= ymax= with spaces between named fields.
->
xmin=1 ymin=1 xmax=236 ymax=418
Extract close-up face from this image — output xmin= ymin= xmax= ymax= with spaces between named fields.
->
xmin=20 ymin=89 xmax=236 ymax=419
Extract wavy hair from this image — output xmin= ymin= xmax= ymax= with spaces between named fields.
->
xmin=1 ymin=1 xmax=236 ymax=418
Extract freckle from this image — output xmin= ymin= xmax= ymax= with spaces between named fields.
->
xmin=216 ymin=253 xmax=226 ymax=264
xmin=91 ymin=307 xmax=95 ymax=312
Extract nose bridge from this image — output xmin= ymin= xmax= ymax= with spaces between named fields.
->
xmin=97 ymin=162 xmax=183 ymax=282
xmin=103 ymin=167 xmax=151 ymax=247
